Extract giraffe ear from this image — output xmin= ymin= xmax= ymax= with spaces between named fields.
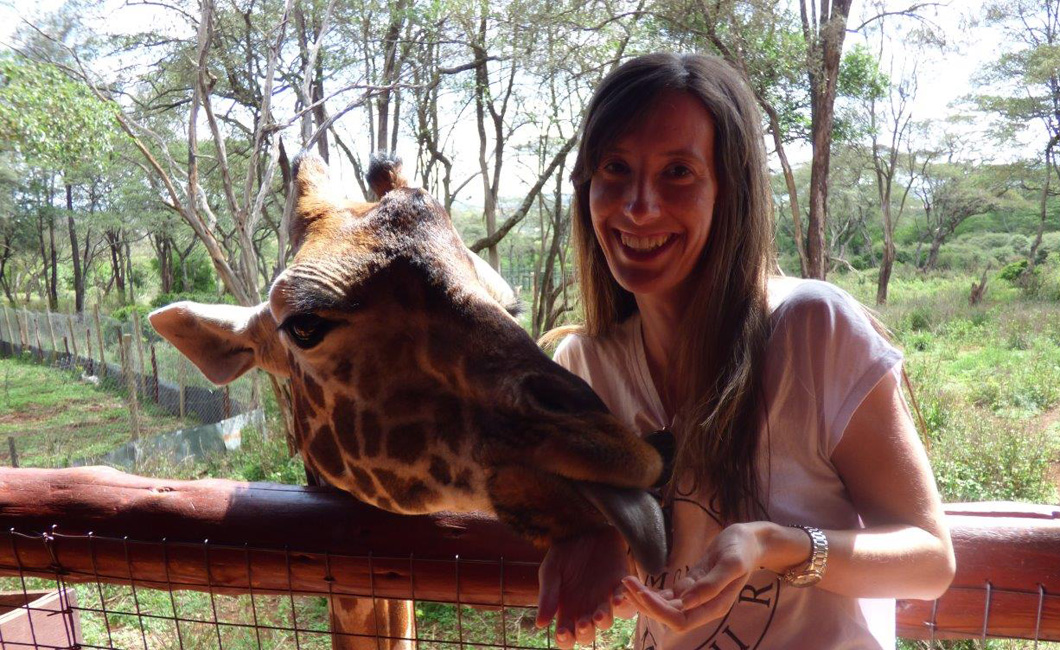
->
xmin=149 ymin=301 xmax=290 ymax=385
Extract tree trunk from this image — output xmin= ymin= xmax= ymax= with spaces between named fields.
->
xmin=876 ymin=213 xmax=895 ymax=305
xmin=47 ymin=210 xmax=58 ymax=311
xmin=1028 ymin=147 xmax=1053 ymax=271
xmin=801 ymin=0 xmax=852 ymax=280
xmin=764 ymin=105 xmax=807 ymax=276
xmin=66 ymin=183 xmax=85 ymax=313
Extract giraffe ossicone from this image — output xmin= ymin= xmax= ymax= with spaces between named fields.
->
xmin=150 ymin=152 xmax=669 ymax=573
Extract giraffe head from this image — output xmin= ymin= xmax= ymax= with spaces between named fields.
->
xmin=150 ymin=153 xmax=668 ymax=572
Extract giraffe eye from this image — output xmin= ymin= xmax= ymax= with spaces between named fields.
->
xmin=281 ymin=314 xmax=334 ymax=349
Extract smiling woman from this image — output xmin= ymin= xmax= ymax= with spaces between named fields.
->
xmin=537 ymin=53 xmax=955 ymax=650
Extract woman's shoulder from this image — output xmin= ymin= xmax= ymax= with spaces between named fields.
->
xmin=768 ymin=276 xmax=858 ymax=314
xmin=767 ymin=276 xmax=875 ymax=332
xmin=552 ymin=316 xmax=640 ymax=372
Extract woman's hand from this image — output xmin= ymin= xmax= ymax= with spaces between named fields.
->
xmin=621 ymin=523 xmax=790 ymax=632
xmin=536 ymin=526 xmax=636 ymax=648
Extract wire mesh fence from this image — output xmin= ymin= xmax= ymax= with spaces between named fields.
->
xmin=0 ymin=305 xmax=263 ymax=468
xmin=0 ymin=529 xmax=551 ymax=650
xmin=1 ymin=469 xmax=1058 ymax=650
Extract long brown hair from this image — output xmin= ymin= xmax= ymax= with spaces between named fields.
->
xmin=558 ymin=53 xmax=775 ymax=523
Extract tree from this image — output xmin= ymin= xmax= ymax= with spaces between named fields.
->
xmin=976 ymin=0 xmax=1060 ymax=272
xmin=0 ymin=54 xmax=116 ymax=311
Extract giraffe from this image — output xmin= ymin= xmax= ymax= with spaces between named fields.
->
xmin=150 ymin=152 xmax=668 ymax=647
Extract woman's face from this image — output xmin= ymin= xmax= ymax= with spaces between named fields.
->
xmin=589 ymin=91 xmax=719 ymax=305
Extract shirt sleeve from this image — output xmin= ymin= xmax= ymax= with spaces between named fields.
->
xmin=770 ymin=281 xmax=904 ymax=455
xmin=552 ymin=333 xmax=588 ymax=379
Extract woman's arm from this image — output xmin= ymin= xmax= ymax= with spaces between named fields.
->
xmin=624 ymin=370 xmax=956 ymax=629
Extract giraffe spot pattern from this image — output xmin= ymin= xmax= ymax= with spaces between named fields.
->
xmin=433 ymin=395 xmax=466 ymax=454
xmin=387 ymin=422 xmax=428 ymax=464
xmin=332 ymin=393 xmax=360 ymax=459
xmin=453 ymin=468 xmax=474 ymax=493
xmin=382 ymin=382 xmax=437 ymax=416
xmin=334 ymin=358 xmax=355 ymax=385
xmin=372 ymin=469 xmax=439 ymax=512
xmin=428 ymin=455 xmax=452 ymax=486
xmin=348 ymin=465 xmax=377 ymax=499
xmin=360 ymin=409 xmax=384 ymax=457
xmin=376 ymin=496 xmax=394 ymax=511
xmin=308 ymin=424 xmax=345 ymax=478
xmin=358 ymin=354 xmax=381 ymax=401
xmin=303 ymin=372 xmax=326 ymax=409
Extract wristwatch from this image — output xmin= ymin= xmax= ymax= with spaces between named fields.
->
xmin=782 ymin=525 xmax=829 ymax=587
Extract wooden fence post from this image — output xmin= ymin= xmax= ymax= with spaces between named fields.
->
xmin=131 ymin=310 xmax=147 ymax=382
xmin=45 ymin=309 xmax=58 ymax=357
xmin=85 ymin=326 xmax=95 ymax=375
xmin=32 ymin=315 xmax=44 ymax=362
xmin=150 ymin=345 xmax=159 ymax=404
xmin=93 ymin=306 xmax=106 ymax=378
xmin=118 ymin=331 xmax=141 ymax=440
xmin=223 ymin=385 xmax=231 ymax=419
xmin=6 ymin=437 xmax=16 ymax=468
xmin=65 ymin=309 xmax=79 ymax=361
xmin=13 ymin=311 xmax=25 ymax=350
xmin=178 ymin=356 xmax=187 ymax=421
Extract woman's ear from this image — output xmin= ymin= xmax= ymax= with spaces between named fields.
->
xmin=149 ymin=302 xmax=290 ymax=385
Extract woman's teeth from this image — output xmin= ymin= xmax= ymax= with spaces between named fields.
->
xmin=620 ymin=232 xmax=673 ymax=251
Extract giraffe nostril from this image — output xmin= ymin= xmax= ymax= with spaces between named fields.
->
xmin=522 ymin=373 xmax=607 ymax=414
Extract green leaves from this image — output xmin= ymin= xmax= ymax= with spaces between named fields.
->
xmin=0 ymin=54 xmax=118 ymax=181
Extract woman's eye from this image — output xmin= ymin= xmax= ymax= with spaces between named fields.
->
xmin=601 ymin=160 xmax=629 ymax=175
xmin=667 ymin=165 xmax=693 ymax=179
xmin=282 ymin=314 xmax=334 ymax=349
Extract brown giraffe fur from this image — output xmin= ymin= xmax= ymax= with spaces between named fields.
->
xmin=150 ymin=153 xmax=668 ymax=646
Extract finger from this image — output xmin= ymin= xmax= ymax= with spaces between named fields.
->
xmin=593 ymin=603 xmax=614 ymax=631
xmin=678 ymin=578 xmax=746 ymax=627
xmin=612 ymin=595 xmax=638 ymax=620
xmin=678 ymin=562 xmax=744 ymax=611
xmin=554 ymin=624 xmax=574 ymax=650
xmin=622 ymin=578 xmax=688 ymax=630
xmin=611 ymin=589 xmax=637 ymax=619
xmin=535 ymin=565 xmax=561 ymax=628
xmin=575 ymin=616 xmax=596 ymax=646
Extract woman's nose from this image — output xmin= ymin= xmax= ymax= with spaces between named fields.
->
xmin=624 ymin=176 xmax=661 ymax=223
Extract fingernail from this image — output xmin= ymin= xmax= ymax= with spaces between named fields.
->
xmin=612 ymin=594 xmax=625 ymax=606
xmin=593 ymin=610 xmax=605 ymax=623
xmin=556 ymin=627 xmax=569 ymax=640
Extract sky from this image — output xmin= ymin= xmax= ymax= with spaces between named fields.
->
xmin=0 ymin=0 xmax=1032 ymax=204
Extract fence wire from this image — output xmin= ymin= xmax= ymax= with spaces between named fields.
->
xmin=0 ymin=528 xmax=557 ymax=650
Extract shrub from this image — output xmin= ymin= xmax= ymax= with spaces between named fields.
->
xmin=907 ymin=307 xmax=932 ymax=332
xmin=998 ymin=259 xmax=1030 ymax=283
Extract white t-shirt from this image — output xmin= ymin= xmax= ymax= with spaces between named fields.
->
xmin=553 ymin=278 xmax=904 ymax=650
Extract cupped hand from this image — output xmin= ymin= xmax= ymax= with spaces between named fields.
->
xmin=621 ymin=523 xmax=763 ymax=632
xmin=536 ymin=526 xmax=636 ymax=648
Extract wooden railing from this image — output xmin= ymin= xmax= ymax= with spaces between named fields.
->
xmin=0 ymin=467 xmax=1057 ymax=643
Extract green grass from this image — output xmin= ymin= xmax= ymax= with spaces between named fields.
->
xmin=0 ymin=354 xmax=191 ymax=468
xmin=834 ymin=262 xmax=1060 ymax=504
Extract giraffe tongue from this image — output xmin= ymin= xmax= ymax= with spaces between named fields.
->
xmin=576 ymin=483 xmax=667 ymax=575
